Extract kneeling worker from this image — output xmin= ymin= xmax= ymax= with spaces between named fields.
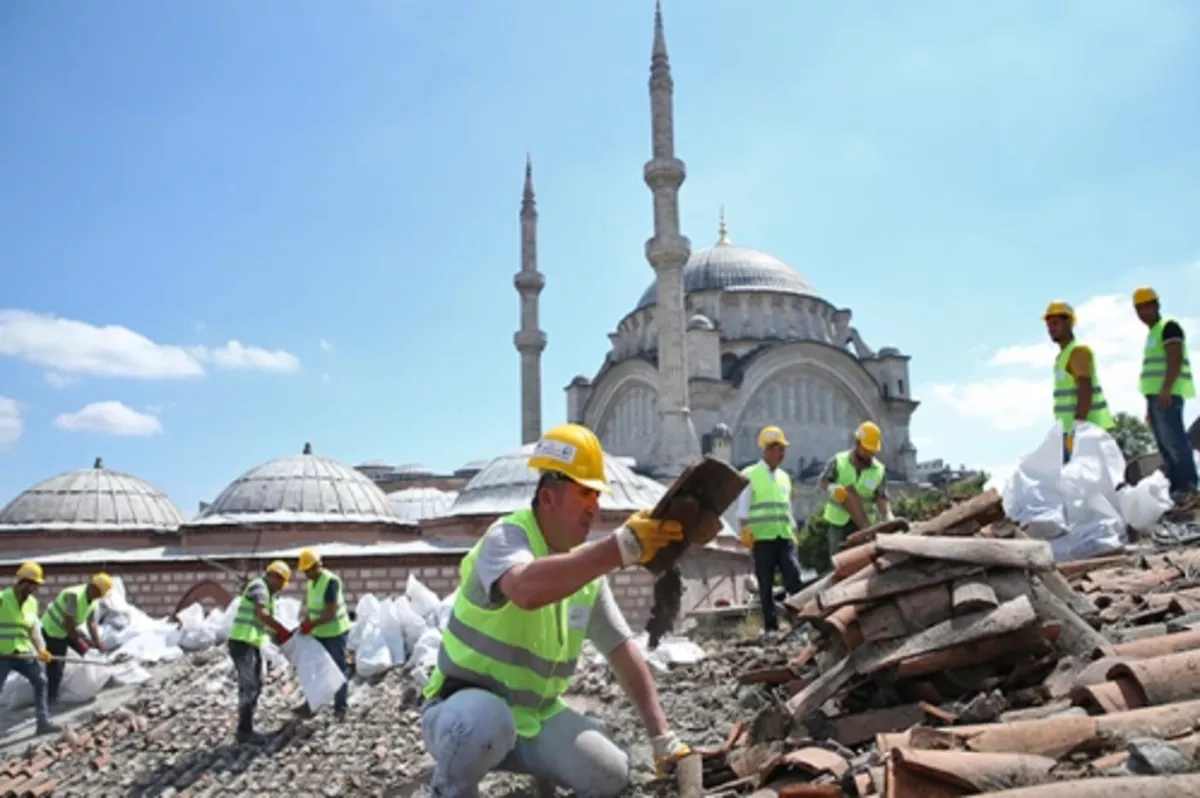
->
xmin=819 ymin=422 xmax=894 ymax=562
xmin=297 ymin=548 xmax=350 ymax=720
xmin=0 ymin=562 xmax=59 ymax=735
xmin=41 ymin=572 xmax=113 ymax=705
xmin=421 ymin=423 xmax=693 ymax=798
xmin=228 ymin=560 xmax=293 ymax=744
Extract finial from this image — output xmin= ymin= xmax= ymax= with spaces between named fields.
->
xmin=302 ymin=442 xmax=313 ymax=455
xmin=521 ymin=153 xmax=536 ymax=215
xmin=652 ymin=0 xmax=668 ymax=61
xmin=716 ymin=206 xmax=730 ymax=245
xmin=93 ymin=457 xmax=103 ymax=469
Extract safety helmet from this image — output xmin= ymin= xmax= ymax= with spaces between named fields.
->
xmin=757 ymin=425 xmax=790 ymax=449
xmin=16 ymin=562 xmax=44 ymax=584
xmin=1042 ymin=300 xmax=1076 ymax=325
xmin=91 ymin=572 xmax=114 ymax=597
xmin=1132 ymin=286 xmax=1159 ymax=306
xmin=297 ymin=548 xmax=321 ymax=572
xmin=855 ymin=421 xmax=883 ymax=454
xmin=527 ymin=423 xmax=611 ymax=493
xmin=265 ymin=560 xmax=292 ymax=586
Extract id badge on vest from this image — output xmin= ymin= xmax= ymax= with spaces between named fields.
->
xmin=568 ymin=605 xmax=591 ymax=631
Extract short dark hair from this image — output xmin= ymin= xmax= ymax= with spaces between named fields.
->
xmin=531 ymin=471 xmax=569 ymax=510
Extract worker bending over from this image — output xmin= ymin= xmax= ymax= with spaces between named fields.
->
xmin=228 ymin=560 xmax=293 ymax=745
xmin=421 ymin=423 xmax=692 ymax=798
xmin=0 ymin=562 xmax=59 ymax=735
xmin=1133 ymin=287 xmax=1197 ymax=500
xmin=735 ymin=425 xmax=805 ymax=635
xmin=41 ymin=572 xmax=112 ymax=705
xmin=1044 ymin=300 xmax=1113 ymax=460
xmin=819 ymin=422 xmax=893 ymax=560
xmin=297 ymin=548 xmax=350 ymax=720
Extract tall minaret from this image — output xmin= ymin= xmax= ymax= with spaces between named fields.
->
xmin=644 ymin=0 xmax=701 ymax=476
xmin=514 ymin=154 xmax=546 ymax=444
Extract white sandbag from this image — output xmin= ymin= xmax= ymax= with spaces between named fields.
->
xmin=205 ymin=601 xmax=237 ymax=645
xmin=407 ymin=627 xmax=442 ymax=688
xmin=391 ymin=596 xmax=428 ymax=656
xmin=176 ymin=603 xmax=217 ymax=652
xmin=631 ymin=633 xmax=706 ymax=672
xmin=280 ymin=634 xmax=346 ymax=712
xmin=274 ymin=596 xmax=301 ymax=630
xmin=1 ymin=668 xmax=35 ymax=708
xmin=117 ymin=631 xmax=184 ymax=664
xmin=406 ymin=575 xmax=442 ymax=628
xmin=59 ymin=651 xmax=114 ymax=702
xmin=437 ymin=590 xmax=456 ymax=630
xmin=1118 ymin=471 xmax=1174 ymax=534
xmin=110 ymin=660 xmax=153 ymax=686
xmin=1055 ymin=422 xmax=1128 ymax=561
xmin=1002 ymin=422 xmax=1068 ymax=540
xmin=348 ymin=594 xmax=392 ymax=678
xmin=347 ymin=594 xmax=381 ymax=652
xmin=378 ymin=598 xmax=412 ymax=666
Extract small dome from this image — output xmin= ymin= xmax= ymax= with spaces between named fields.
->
xmin=711 ymin=422 xmax=733 ymax=440
xmin=878 ymin=347 xmax=901 ymax=356
xmin=389 ymin=487 xmax=459 ymax=525
xmin=0 ymin=457 xmax=185 ymax=533
xmin=392 ymin=463 xmax=434 ymax=477
xmin=447 ymin=444 xmax=666 ymax=517
xmin=193 ymin=443 xmax=400 ymax=526
xmin=687 ymin=313 xmax=716 ymax=331
xmin=454 ymin=459 xmax=490 ymax=478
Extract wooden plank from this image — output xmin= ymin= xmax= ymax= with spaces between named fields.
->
xmin=1028 ymin=576 xmax=1107 ymax=659
xmin=953 ymin=577 xmax=999 ymax=615
xmin=874 ymin=533 xmax=1055 ymax=571
xmin=910 ymin=489 xmax=1005 ymax=536
xmin=817 ymin=559 xmax=984 ymax=611
xmin=842 ymin=517 xmax=911 ymax=548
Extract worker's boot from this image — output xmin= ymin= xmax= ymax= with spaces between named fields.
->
xmin=35 ymin=721 xmax=61 ymax=736
xmin=236 ymin=728 xmax=269 ymax=746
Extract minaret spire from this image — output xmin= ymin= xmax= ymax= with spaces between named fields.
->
xmin=644 ymin=0 xmax=701 ymax=476
xmin=514 ymin=153 xmax=546 ymax=445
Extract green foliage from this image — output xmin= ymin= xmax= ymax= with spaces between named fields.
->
xmin=889 ymin=471 xmax=991 ymax=523
xmin=1109 ymin=411 xmax=1156 ymax=461
xmin=796 ymin=514 xmax=833 ymax=573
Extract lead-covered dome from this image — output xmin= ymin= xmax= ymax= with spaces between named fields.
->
xmin=0 ymin=457 xmax=185 ymax=534
xmin=634 ymin=230 xmax=816 ymax=312
xmin=191 ymin=442 xmax=401 ymax=526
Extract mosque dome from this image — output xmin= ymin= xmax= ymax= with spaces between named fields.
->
xmin=191 ymin=442 xmax=401 ymax=526
xmin=634 ymin=222 xmax=816 ymax=312
xmin=389 ymin=486 xmax=459 ymax=525
xmin=0 ymin=457 xmax=185 ymax=534
xmin=447 ymin=444 xmax=666 ymax=517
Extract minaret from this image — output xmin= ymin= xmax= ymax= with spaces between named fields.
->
xmin=514 ymin=155 xmax=547 ymax=445
xmin=644 ymin=0 xmax=701 ymax=476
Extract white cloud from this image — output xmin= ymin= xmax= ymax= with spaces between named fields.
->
xmin=54 ymin=401 xmax=163 ymax=437
xmin=0 ymin=310 xmax=301 ymax=378
xmin=319 ymin=339 xmax=333 ymax=352
xmin=0 ymin=397 xmax=22 ymax=449
xmin=43 ymin=371 xmax=79 ymax=389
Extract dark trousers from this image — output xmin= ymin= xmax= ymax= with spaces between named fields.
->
xmin=752 ymin=538 xmax=804 ymax=632
xmin=44 ymin=635 xmax=86 ymax=704
xmin=1148 ymin=395 xmax=1199 ymax=493
xmin=316 ymin=632 xmax=349 ymax=714
xmin=0 ymin=655 xmax=50 ymax=726
xmin=229 ymin=640 xmax=263 ymax=734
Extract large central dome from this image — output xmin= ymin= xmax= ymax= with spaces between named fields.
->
xmin=634 ymin=228 xmax=816 ymax=312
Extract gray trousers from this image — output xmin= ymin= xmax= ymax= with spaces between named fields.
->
xmin=421 ymin=687 xmax=630 ymax=798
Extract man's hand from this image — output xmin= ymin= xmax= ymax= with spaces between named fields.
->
xmin=613 ymin=510 xmax=684 ymax=566
xmin=739 ymin=527 xmax=755 ymax=549
xmin=76 ymin=640 xmax=90 ymax=656
xmin=95 ymin=640 xmax=107 ymax=654
xmin=1065 ymin=432 xmax=1075 ymax=453
xmin=299 ymin=621 xmax=316 ymax=636
xmin=651 ymin=731 xmax=692 ymax=778
xmin=827 ymin=484 xmax=849 ymax=503
xmin=37 ymin=649 xmax=53 ymax=664
xmin=275 ymin=627 xmax=293 ymax=645
xmin=1158 ymin=388 xmax=1172 ymax=409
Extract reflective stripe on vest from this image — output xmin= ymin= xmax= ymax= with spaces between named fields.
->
xmin=741 ymin=461 xmax=794 ymax=541
xmin=306 ymin=570 xmax=351 ymax=638
xmin=0 ymin=587 xmax=38 ymax=655
xmin=41 ymin=584 xmax=96 ymax=640
xmin=228 ymin=578 xmax=274 ymax=649
xmin=422 ymin=507 xmax=601 ymax=738
xmin=1053 ymin=340 xmax=1114 ymax=432
xmin=823 ymin=450 xmax=886 ymax=527
xmin=1139 ymin=318 xmax=1195 ymax=399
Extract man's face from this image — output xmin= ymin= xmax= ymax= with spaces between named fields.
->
xmin=265 ymin=573 xmax=285 ymax=594
xmin=763 ymin=442 xmax=786 ymax=469
xmin=18 ymin=579 xmax=38 ymax=597
xmin=540 ymin=478 xmax=600 ymax=550
xmin=304 ymin=567 xmax=320 ymax=581
xmin=1045 ymin=315 xmax=1071 ymax=344
xmin=1135 ymin=301 xmax=1159 ymax=327
xmin=853 ymin=443 xmax=874 ymax=463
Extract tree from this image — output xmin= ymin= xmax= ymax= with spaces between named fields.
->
xmin=1110 ymin=411 xmax=1155 ymax=461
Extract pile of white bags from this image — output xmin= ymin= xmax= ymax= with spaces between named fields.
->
xmin=346 ymin=575 xmax=453 ymax=687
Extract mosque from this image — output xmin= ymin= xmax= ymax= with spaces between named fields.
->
xmin=0 ymin=4 xmax=918 ymax=628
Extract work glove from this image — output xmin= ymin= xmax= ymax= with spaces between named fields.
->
xmin=275 ymin=627 xmax=292 ymax=645
xmin=739 ymin=528 xmax=755 ymax=549
xmin=613 ymin=510 xmax=684 ymax=566
xmin=1065 ymin=433 xmax=1074 ymax=453
xmin=299 ymin=621 xmax=316 ymax=636
xmin=651 ymin=731 xmax=692 ymax=779
xmin=76 ymin=640 xmax=91 ymax=655
xmin=827 ymin=484 xmax=849 ymax=503
xmin=37 ymin=648 xmax=52 ymax=664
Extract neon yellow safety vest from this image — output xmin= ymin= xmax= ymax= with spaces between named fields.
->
xmin=306 ymin=570 xmax=351 ymax=638
xmin=741 ymin=461 xmax=795 ymax=541
xmin=1053 ymin=340 xmax=1114 ymax=432
xmin=0 ymin=587 xmax=39 ymax=655
xmin=1139 ymin=318 xmax=1194 ymax=399
xmin=228 ymin=578 xmax=274 ymax=650
xmin=41 ymin=584 xmax=97 ymax=640
xmin=422 ymin=507 xmax=602 ymax=738
xmin=823 ymin=450 xmax=886 ymax=527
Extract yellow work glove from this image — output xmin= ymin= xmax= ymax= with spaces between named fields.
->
xmin=652 ymin=731 xmax=692 ymax=778
xmin=1065 ymin=432 xmax=1074 ymax=453
xmin=828 ymin=484 xmax=848 ymax=503
xmin=613 ymin=510 xmax=684 ymax=566
xmin=37 ymin=648 xmax=52 ymax=664
xmin=739 ymin=527 xmax=755 ymax=548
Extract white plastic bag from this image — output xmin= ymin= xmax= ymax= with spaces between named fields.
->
xmin=176 ymin=603 xmax=217 ymax=652
xmin=280 ymin=634 xmax=346 ymax=712
xmin=348 ymin=594 xmax=392 ymax=678
xmin=60 ymin=650 xmax=114 ymax=702
xmin=1002 ymin=422 xmax=1067 ymax=540
xmin=378 ymin=598 xmax=414 ymax=666
xmin=1118 ymin=470 xmax=1174 ymax=534
xmin=405 ymin=575 xmax=442 ymax=628
xmin=1055 ymin=422 xmax=1128 ymax=561
xmin=407 ymin=627 xmax=443 ymax=688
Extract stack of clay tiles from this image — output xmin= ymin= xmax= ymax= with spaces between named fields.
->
xmin=698 ymin=490 xmax=1200 ymax=797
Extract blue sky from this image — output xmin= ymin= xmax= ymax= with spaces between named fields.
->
xmin=1 ymin=0 xmax=1198 ymax=513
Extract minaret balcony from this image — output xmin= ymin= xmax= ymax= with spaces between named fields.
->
xmin=514 ymin=329 xmax=547 ymax=352
xmin=645 ymin=235 xmax=691 ymax=270
xmin=643 ymin=158 xmax=685 ymax=190
xmin=513 ymin=270 xmax=546 ymax=293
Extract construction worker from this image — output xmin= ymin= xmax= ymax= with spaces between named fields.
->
xmin=1044 ymin=300 xmax=1114 ymax=461
xmin=1133 ymin=287 xmax=1197 ymax=499
xmin=41 ymin=572 xmax=113 ymax=705
xmin=0 ymin=562 xmax=59 ymax=735
xmin=819 ymin=422 xmax=893 ymax=561
xmin=296 ymin=548 xmax=350 ymax=721
xmin=228 ymin=560 xmax=293 ymax=745
xmin=734 ymin=425 xmax=804 ymax=635
xmin=421 ymin=423 xmax=692 ymax=797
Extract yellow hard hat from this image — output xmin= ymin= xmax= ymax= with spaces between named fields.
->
xmin=1132 ymin=286 xmax=1159 ymax=306
xmin=527 ymin=423 xmax=611 ymax=493
xmin=91 ymin=572 xmax=113 ymax=597
xmin=266 ymin=560 xmax=292 ymax=586
xmin=1042 ymin=300 xmax=1076 ymax=325
xmin=855 ymin=421 xmax=883 ymax=454
xmin=16 ymin=561 xmax=44 ymax=584
xmin=757 ymin=425 xmax=789 ymax=448
xmin=297 ymin=548 xmax=321 ymax=572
